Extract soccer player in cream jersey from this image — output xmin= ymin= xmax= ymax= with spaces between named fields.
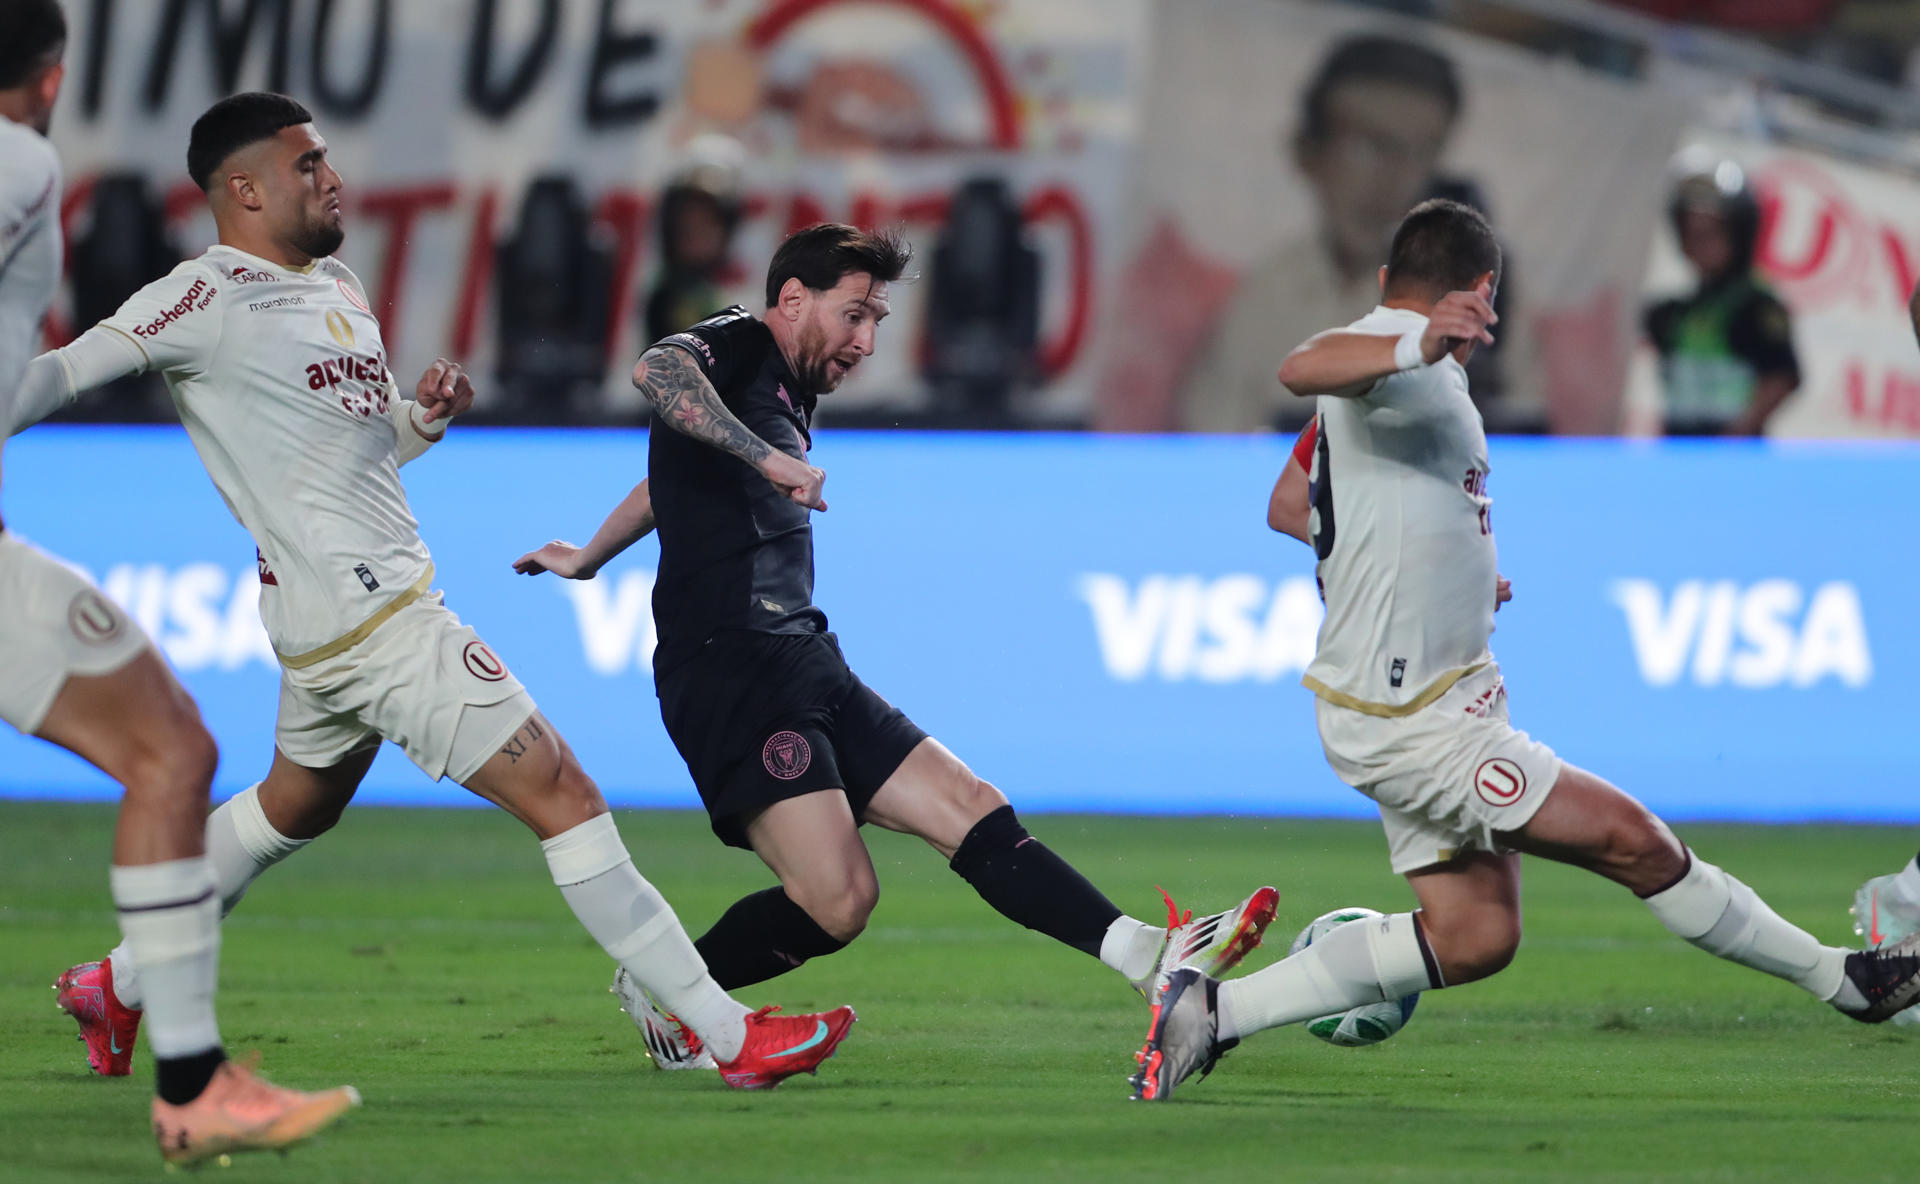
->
xmin=1131 ymin=199 xmax=1920 ymax=1101
xmin=17 ymin=92 xmax=855 ymax=1095
xmin=2 ymin=7 xmax=357 ymax=1165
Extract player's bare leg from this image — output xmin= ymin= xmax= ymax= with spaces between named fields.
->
xmin=96 ymin=744 xmax=376 ymax=1016
xmin=1506 ymin=764 xmax=1920 ymax=1021
xmin=463 ymin=711 xmax=854 ymax=1084
xmin=46 ymin=653 xmax=217 ymax=1078
xmin=40 ymin=652 xmax=359 ymax=1155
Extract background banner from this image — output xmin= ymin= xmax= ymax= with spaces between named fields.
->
xmin=3 ymin=428 xmax=1912 ymax=822
xmin=1092 ymin=0 xmax=1686 ymax=435
xmin=1633 ymin=132 xmax=1920 ymax=439
xmin=44 ymin=0 xmax=1150 ymax=423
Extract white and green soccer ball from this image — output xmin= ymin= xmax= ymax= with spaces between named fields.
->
xmin=1288 ymin=907 xmax=1420 ymax=1047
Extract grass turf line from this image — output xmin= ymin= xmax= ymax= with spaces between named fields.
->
xmin=2 ymin=802 xmax=1915 ymax=1183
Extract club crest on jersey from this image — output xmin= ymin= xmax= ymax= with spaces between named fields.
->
xmin=337 ymin=279 xmax=371 ymax=313
xmin=762 ymin=731 xmax=812 ymax=781
xmin=66 ymin=591 xmax=125 ymax=645
xmin=1473 ymin=758 xmax=1527 ymax=807
xmin=463 ymin=641 xmax=508 ymax=682
xmin=325 ymin=309 xmax=355 ymax=347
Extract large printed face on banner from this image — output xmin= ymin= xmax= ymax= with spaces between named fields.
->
xmin=1093 ymin=0 xmax=1684 ymax=437
xmin=45 ymin=0 xmax=1149 ymax=426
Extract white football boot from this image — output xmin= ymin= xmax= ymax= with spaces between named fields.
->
xmin=1134 ymin=886 xmax=1280 ymax=1003
xmin=611 ymin=968 xmax=717 ymax=1070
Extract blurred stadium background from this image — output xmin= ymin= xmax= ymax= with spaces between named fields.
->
xmin=5 ymin=0 xmax=1918 ymax=823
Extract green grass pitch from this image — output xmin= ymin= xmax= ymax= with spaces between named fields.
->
xmin=3 ymin=802 xmax=1914 ymax=1183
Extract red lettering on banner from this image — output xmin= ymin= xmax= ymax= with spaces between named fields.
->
xmin=361 ymin=183 xmax=459 ymax=350
xmin=449 ymin=188 xmax=499 ymax=358
xmin=1881 ymin=226 xmax=1920 ymax=307
xmin=593 ymin=189 xmax=652 ymax=363
xmin=1838 ymin=360 xmax=1920 ymax=433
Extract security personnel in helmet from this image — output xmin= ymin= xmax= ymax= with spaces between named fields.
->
xmin=645 ymin=142 xmax=745 ymax=346
xmin=1644 ymin=161 xmax=1799 ymax=436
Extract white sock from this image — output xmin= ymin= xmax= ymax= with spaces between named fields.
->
xmin=109 ymin=783 xmax=311 ymax=1009
xmin=1642 ymin=854 xmax=1850 ymax=1004
xmin=1217 ymin=912 xmax=1434 ymax=1040
xmin=111 ymin=858 xmax=222 ymax=1058
xmin=1895 ymin=853 xmax=1920 ymax=902
xmin=1099 ymin=915 xmax=1163 ymax=983
xmin=541 ymin=814 xmax=749 ymax=1061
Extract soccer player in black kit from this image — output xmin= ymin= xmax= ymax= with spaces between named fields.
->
xmin=516 ymin=224 xmax=1279 ymax=1071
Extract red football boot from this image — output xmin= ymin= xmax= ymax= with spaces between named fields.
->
xmin=55 ymin=958 xmax=142 ymax=1077
xmin=715 ymin=1004 xmax=857 ymax=1090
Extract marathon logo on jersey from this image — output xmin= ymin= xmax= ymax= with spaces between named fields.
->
xmin=353 ymin=564 xmax=380 ymax=592
xmin=131 ymin=278 xmax=216 ymax=338
xmin=1610 ymin=579 xmax=1872 ymax=689
xmin=1079 ymin=573 xmax=1324 ymax=683
xmin=246 ymin=296 xmax=306 ymax=313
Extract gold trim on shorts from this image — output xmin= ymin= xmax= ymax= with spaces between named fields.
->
xmin=1302 ymin=660 xmax=1490 ymax=719
xmin=277 ymin=564 xmax=435 ymax=670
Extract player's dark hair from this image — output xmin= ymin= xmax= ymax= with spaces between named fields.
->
xmin=1384 ymin=198 xmax=1501 ymax=298
xmin=1298 ymin=34 xmax=1461 ymax=145
xmin=765 ymin=223 xmax=913 ymax=308
xmin=0 ymin=0 xmax=67 ymax=90
xmin=186 ymin=92 xmax=314 ymax=191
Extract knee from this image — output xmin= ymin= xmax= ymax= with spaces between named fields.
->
xmin=1422 ymin=908 xmax=1521 ymax=986
xmin=796 ymin=873 xmax=879 ymax=944
xmin=955 ymin=775 xmax=1010 ymax=828
xmin=1598 ymin=807 xmax=1687 ymax=893
xmin=123 ymin=715 xmax=219 ymax=808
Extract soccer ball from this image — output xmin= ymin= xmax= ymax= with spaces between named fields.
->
xmin=1288 ymin=907 xmax=1420 ymax=1047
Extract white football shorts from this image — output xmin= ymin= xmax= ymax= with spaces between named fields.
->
xmin=0 ymin=531 xmax=154 ymax=734
xmin=1315 ymin=662 xmax=1563 ymax=874
xmin=275 ymin=590 xmax=534 ymax=783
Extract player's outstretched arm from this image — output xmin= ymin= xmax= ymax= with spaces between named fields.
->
xmin=633 ymin=346 xmax=826 ymax=510
xmin=1278 ymin=286 xmax=1497 ymax=397
xmin=513 ymin=479 xmax=654 ymax=580
xmin=9 ymin=329 xmax=149 ymax=436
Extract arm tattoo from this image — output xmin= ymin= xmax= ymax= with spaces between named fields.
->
xmin=634 ymin=348 xmax=772 ymax=467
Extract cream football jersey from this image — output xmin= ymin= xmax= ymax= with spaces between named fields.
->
xmin=1301 ymin=305 xmax=1498 ymax=716
xmin=0 ymin=117 xmax=63 ymax=496
xmin=97 ymin=245 xmax=432 ymax=659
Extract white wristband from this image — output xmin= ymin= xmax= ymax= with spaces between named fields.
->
xmin=1393 ymin=328 xmax=1427 ymax=372
xmin=408 ymin=398 xmax=447 ymax=440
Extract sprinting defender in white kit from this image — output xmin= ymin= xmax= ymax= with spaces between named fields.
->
xmin=1132 ymin=199 xmax=1920 ymax=1101
xmin=15 ymin=91 xmax=855 ymax=1094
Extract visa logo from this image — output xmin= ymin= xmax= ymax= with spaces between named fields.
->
xmin=94 ymin=564 xmax=276 ymax=671
xmin=555 ymin=570 xmax=658 ymax=676
xmin=1609 ymin=579 xmax=1870 ymax=689
xmin=1078 ymin=574 xmax=1322 ymax=683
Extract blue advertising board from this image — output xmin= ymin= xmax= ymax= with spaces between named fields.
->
xmin=2 ymin=428 xmax=1914 ymax=821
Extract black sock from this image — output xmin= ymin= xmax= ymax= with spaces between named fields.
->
xmin=155 ymin=1047 xmax=227 ymax=1106
xmin=693 ymin=887 xmax=848 ymax=990
xmin=948 ymin=805 xmax=1122 ymax=958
